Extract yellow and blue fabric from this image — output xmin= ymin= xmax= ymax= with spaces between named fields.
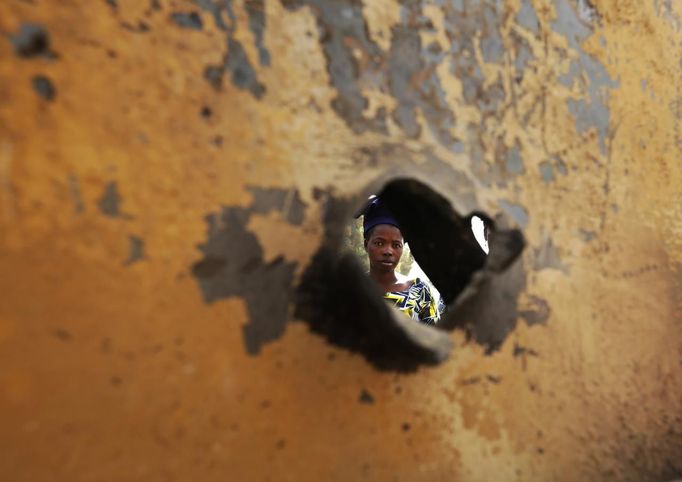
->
xmin=383 ymin=278 xmax=441 ymax=326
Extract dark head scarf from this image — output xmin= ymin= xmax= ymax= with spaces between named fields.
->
xmin=355 ymin=195 xmax=401 ymax=235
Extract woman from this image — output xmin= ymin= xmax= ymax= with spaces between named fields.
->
xmin=357 ymin=196 xmax=441 ymax=326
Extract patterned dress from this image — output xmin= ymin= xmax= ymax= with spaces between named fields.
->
xmin=383 ymin=278 xmax=441 ymax=326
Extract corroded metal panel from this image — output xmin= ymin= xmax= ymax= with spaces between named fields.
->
xmin=0 ymin=0 xmax=680 ymax=481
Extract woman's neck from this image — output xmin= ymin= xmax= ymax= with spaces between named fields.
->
xmin=369 ymin=268 xmax=399 ymax=292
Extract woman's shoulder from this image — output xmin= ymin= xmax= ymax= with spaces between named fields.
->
xmin=411 ymin=277 xmax=429 ymax=289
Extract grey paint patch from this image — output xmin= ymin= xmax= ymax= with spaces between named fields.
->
xmin=519 ymin=295 xmax=550 ymax=325
xmin=481 ymin=4 xmax=504 ymax=63
xmin=654 ymin=0 xmax=682 ymax=30
xmin=539 ymin=161 xmax=555 ymax=183
xmin=514 ymin=40 xmax=535 ymax=78
xmin=98 ymin=182 xmax=122 ymax=217
xmin=195 ymin=0 xmax=266 ymax=99
xmin=577 ymin=0 xmax=600 ymax=25
xmin=441 ymin=1 xmax=508 ymax=179
xmin=552 ymin=0 xmax=619 ymax=154
xmin=388 ymin=24 xmax=423 ymax=138
xmin=579 ymin=229 xmax=596 ymax=242
xmin=499 ymin=200 xmax=529 ymax=228
xmin=505 ymin=145 xmax=525 ymax=175
xmin=31 ymin=75 xmax=56 ymax=101
xmin=192 ymin=207 xmax=297 ymax=355
xmin=281 ymin=0 xmax=459 ymax=142
xmin=245 ymin=0 xmax=271 ymax=66
xmin=443 ymin=1 xmax=506 ymax=118
xmin=170 ymin=12 xmax=203 ymax=30
xmin=516 ymin=0 xmax=540 ymax=35
xmin=247 ymin=186 xmax=306 ymax=225
xmin=532 ymin=236 xmax=570 ymax=274
xmin=224 ymin=38 xmax=265 ymax=98
xmin=193 ymin=0 xmax=236 ymax=31
xmin=68 ymin=175 xmax=85 ymax=214
xmin=558 ymin=59 xmax=581 ymax=87
xmin=10 ymin=23 xmax=57 ymax=59
xmin=552 ymin=0 xmax=592 ymax=50
xmin=282 ymin=0 xmax=387 ymax=134
xmin=388 ymin=21 xmax=458 ymax=149
xmin=566 ymin=51 xmax=620 ymax=154
xmin=204 ymin=65 xmax=223 ymax=90
xmin=191 ymin=185 xmax=306 ymax=354
xmin=125 ymin=235 xmax=145 ymax=265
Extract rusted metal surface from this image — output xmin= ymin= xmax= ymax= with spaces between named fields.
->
xmin=0 ymin=0 xmax=680 ymax=480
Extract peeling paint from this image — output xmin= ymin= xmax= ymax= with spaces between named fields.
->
xmin=31 ymin=75 xmax=56 ymax=101
xmin=125 ymin=235 xmax=145 ymax=265
xmin=98 ymin=181 xmax=122 ymax=218
xmin=9 ymin=24 xmax=56 ymax=59
xmin=170 ymin=12 xmax=203 ymax=30
xmin=552 ymin=0 xmax=619 ymax=153
xmin=192 ymin=206 xmax=296 ymax=354
xmin=499 ymin=200 xmax=529 ymax=228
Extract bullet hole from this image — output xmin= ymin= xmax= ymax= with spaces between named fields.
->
xmin=401 ymin=422 xmax=411 ymax=431
xmin=200 ymin=106 xmax=212 ymax=118
xmin=11 ymin=23 xmax=56 ymax=58
xmin=276 ymin=439 xmax=286 ymax=449
xmin=105 ymin=0 xmax=118 ymax=10
xmin=359 ymin=389 xmax=375 ymax=404
xmin=32 ymin=75 xmax=56 ymax=101
xmin=295 ymin=178 xmax=526 ymax=370
xmin=211 ymin=135 xmax=224 ymax=147
xmin=110 ymin=376 xmax=122 ymax=386
xmin=170 ymin=11 xmax=203 ymax=30
xmin=52 ymin=328 xmax=72 ymax=342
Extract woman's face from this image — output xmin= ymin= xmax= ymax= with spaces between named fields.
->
xmin=365 ymin=224 xmax=404 ymax=272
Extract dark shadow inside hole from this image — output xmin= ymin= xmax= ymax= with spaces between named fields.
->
xmin=294 ymin=178 xmax=525 ymax=371
xmin=378 ymin=179 xmax=489 ymax=306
